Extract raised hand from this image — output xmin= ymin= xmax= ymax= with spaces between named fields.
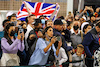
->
xmin=51 ymin=36 xmax=57 ymax=44
xmin=17 ymin=31 xmax=21 ymax=40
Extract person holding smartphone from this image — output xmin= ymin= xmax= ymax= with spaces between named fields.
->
xmin=28 ymin=26 xmax=62 ymax=65
xmin=0 ymin=23 xmax=25 ymax=66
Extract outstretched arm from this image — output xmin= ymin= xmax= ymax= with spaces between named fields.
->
xmin=24 ymin=2 xmax=32 ymax=15
xmin=49 ymin=3 xmax=59 ymax=21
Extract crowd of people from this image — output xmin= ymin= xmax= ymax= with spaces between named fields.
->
xmin=0 ymin=5 xmax=100 ymax=67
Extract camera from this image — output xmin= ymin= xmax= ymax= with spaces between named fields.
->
xmin=56 ymin=36 xmax=61 ymax=41
xmin=18 ymin=25 xmax=23 ymax=33
xmin=11 ymin=21 xmax=17 ymax=26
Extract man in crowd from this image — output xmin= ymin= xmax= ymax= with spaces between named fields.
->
xmin=8 ymin=14 xmax=17 ymax=26
xmin=26 ymin=18 xmax=42 ymax=64
xmin=25 ymin=14 xmax=36 ymax=41
xmin=70 ymin=21 xmax=83 ymax=49
xmin=53 ymin=19 xmax=73 ymax=51
xmin=53 ymin=19 xmax=73 ymax=67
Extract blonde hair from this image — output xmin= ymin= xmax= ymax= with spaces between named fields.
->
xmin=77 ymin=44 xmax=84 ymax=50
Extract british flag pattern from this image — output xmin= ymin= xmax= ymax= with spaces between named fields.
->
xmin=17 ymin=1 xmax=60 ymax=21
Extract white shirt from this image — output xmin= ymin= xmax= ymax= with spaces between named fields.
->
xmin=70 ymin=28 xmax=81 ymax=35
xmin=72 ymin=53 xmax=84 ymax=67
xmin=25 ymin=24 xmax=33 ymax=40
xmin=56 ymin=47 xmax=68 ymax=65
xmin=25 ymin=24 xmax=33 ymax=50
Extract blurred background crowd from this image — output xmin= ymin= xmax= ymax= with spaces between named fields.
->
xmin=0 ymin=0 xmax=100 ymax=67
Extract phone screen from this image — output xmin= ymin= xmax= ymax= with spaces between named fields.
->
xmin=56 ymin=36 xmax=61 ymax=41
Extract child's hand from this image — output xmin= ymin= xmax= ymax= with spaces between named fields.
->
xmin=72 ymin=49 xmax=75 ymax=53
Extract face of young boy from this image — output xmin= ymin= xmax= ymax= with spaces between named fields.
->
xmin=76 ymin=47 xmax=84 ymax=57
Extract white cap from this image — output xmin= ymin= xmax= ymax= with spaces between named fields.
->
xmin=6 ymin=11 xmax=14 ymax=18
xmin=81 ymin=22 xmax=89 ymax=32
xmin=82 ymin=16 xmax=86 ymax=20
xmin=62 ymin=20 xmax=67 ymax=24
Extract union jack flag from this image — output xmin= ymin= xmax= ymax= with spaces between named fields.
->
xmin=17 ymin=1 xmax=60 ymax=21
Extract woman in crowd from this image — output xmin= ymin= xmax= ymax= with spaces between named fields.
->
xmin=28 ymin=26 xmax=62 ymax=65
xmin=81 ymin=22 xmax=92 ymax=34
xmin=0 ymin=23 xmax=25 ymax=66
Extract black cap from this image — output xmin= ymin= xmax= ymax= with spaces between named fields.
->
xmin=54 ymin=18 xmax=63 ymax=25
xmin=58 ymin=16 xmax=64 ymax=19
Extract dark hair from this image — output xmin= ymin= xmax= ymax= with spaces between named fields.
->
xmin=74 ymin=18 xmax=80 ymax=21
xmin=83 ymin=24 xmax=91 ymax=33
xmin=58 ymin=16 xmax=64 ymax=19
xmin=96 ymin=21 xmax=100 ymax=28
xmin=45 ymin=20 xmax=47 ymax=27
xmin=39 ymin=15 xmax=44 ymax=18
xmin=90 ymin=14 xmax=95 ymax=18
xmin=8 ymin=14 xmax=16 ymax=21
xmin=2 ymin=19 xmax=10 ymax=27
xmin=43 ymin=26 xmax=52 ymax=36
xmin=67 ymin=21 xmax=72 ymax=26
xmin=44 ymin=15 xmax=47 ymax=18
xmin=4 ymin=23 xmax=15 ymax=45
xmin=25 ymin=17 xmax=28 ymax=23
xmin=34 ymin=18 xmax=41 ymax=26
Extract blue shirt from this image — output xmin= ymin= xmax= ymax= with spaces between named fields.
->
xmin=0 ymin=31 xmax=4 ymax=59
xmin=0 ymin=31 xmax=4 ymax=41
xmin=82 ymin=28 xmax=100 ymax=58
xmin=28 ymin=38 xmax=57 ymax=65
xmin=53 ymin=28 xmax=73 ymax=51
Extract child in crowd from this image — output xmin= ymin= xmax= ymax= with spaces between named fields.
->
xmin=72 ymin=44 xmax=85 ymax=67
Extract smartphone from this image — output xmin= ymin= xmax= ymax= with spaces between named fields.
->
xmin=56 ymin=36 xmax=61 ymax=41
xmin=87 ymin=7 xmax=91 ymax=10
xmin=19 ymin=28 xmax=23 ymax=33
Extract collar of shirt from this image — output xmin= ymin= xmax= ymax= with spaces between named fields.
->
xmin=11 ymin=38 xmax=14 ymax=42
xmin=70 ymin=28 xmax=81 ymax=35
xmin=27 ymin=24 xmax=33 ymax=30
